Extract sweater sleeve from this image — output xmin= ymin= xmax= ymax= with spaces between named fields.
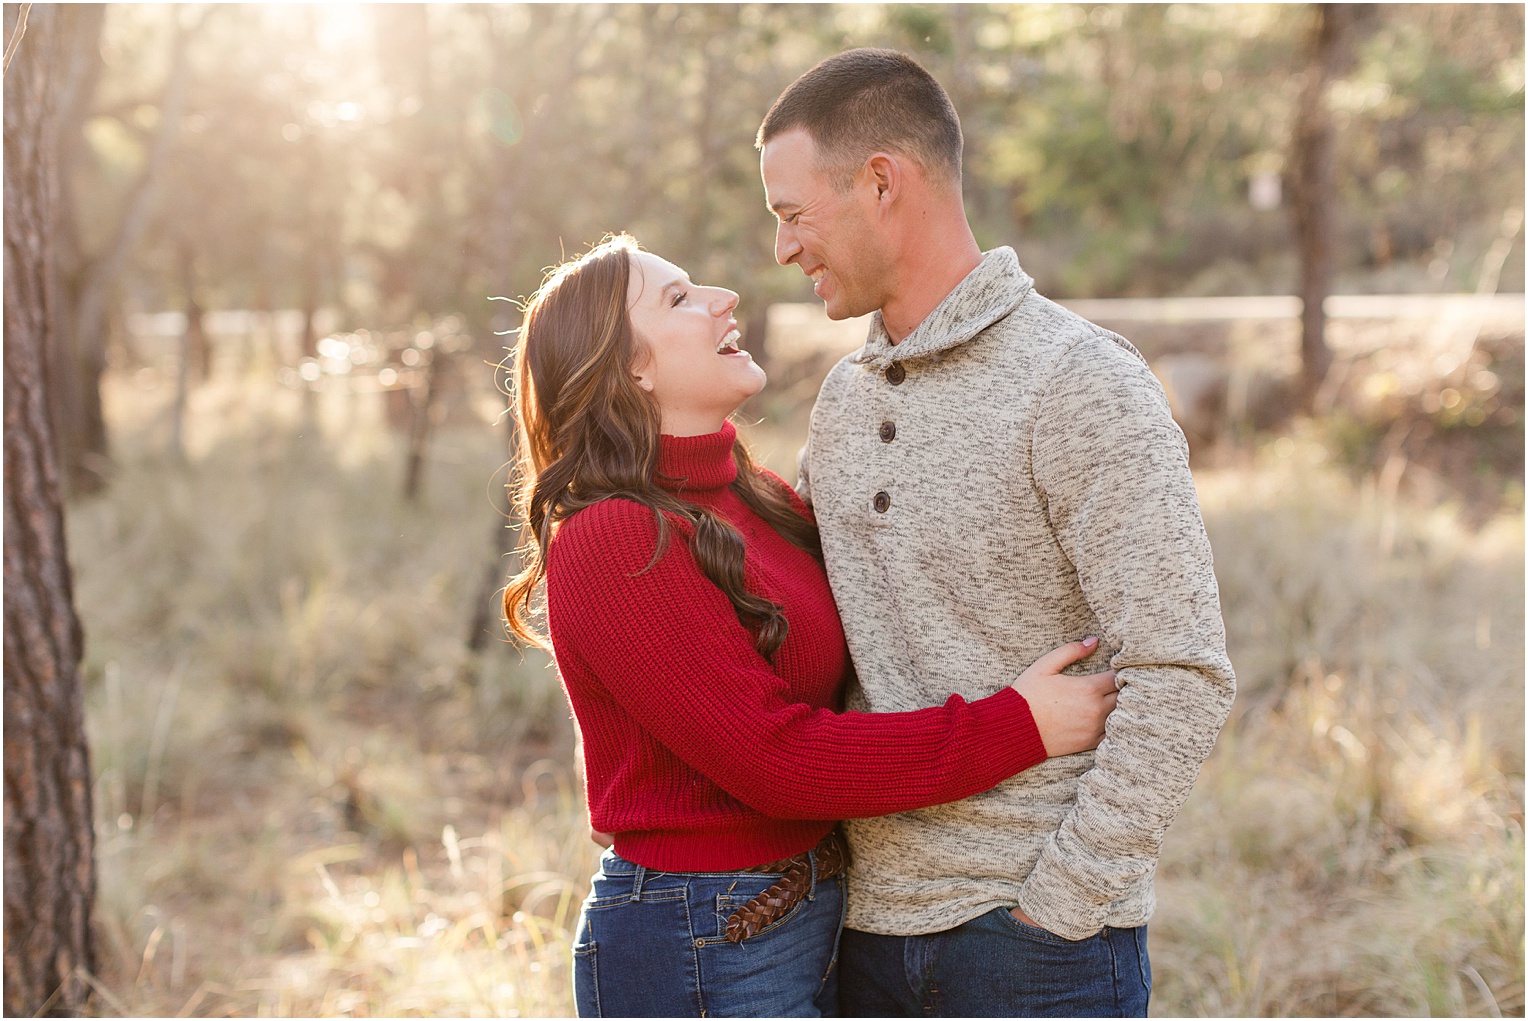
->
xmin=794 ymin=440 xmax=814 ymax=507
xmin=1017 ymin=332 xmax=1237 ymax=940
xmin=546 ymin=498 xmax=1047 ymax=821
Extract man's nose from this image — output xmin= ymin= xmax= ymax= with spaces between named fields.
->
xmin=774 ymin=223 xmax=800 ymax=267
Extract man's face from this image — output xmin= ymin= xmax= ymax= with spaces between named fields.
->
xmin=760 ymin=128 xmax=890 ymax=321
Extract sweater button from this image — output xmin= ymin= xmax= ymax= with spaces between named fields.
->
xmin=885 ymin=362 xmax=905 ymax=385
xmin=879 ymin=421 xmax=896 ymax=443
xmin=873 ymin=491 xmax=891 ymax=513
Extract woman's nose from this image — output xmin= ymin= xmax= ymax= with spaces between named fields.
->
xmin=711 ymin=288 xmax=740 ymax=316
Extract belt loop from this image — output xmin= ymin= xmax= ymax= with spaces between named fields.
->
xmin=807 ymin=850 xmax=818 ymax=901
xmin=631 ymin=864 xmax=647 ymax=903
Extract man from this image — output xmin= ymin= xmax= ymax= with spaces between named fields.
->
xmin=757 ymin=49 xmax=1236 ymax=1017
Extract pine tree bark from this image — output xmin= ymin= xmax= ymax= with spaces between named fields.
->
xmin=1288 ymin=4 xmax=1356 ymax=411
xmin=3 ymin=4 xmax=98 ymax=1015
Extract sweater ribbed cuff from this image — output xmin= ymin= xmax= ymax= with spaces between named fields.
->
xmin=1016 ymin=853 xmax=1110 ymax=941
xmin=966 ymin=686 xmax=1049 ymax=780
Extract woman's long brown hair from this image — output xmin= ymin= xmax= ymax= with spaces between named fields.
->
xmin=502 ymin=234 xmax=820 ymax=661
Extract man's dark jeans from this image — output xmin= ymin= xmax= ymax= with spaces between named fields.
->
xmin=838 ymin=908 xmax=1150 ymax=1017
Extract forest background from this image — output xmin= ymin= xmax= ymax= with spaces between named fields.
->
xmin=3 ymin=3 xmax=1524 ymax=1017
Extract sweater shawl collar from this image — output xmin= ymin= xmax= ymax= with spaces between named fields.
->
xmin=851 ymin=246 xmax=1034 ymax=370
xmin=656 ymin=420 xmax=738 ymax=494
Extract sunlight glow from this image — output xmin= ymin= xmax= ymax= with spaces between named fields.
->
xmin=313 ymin=4 xmax=372 ymax=53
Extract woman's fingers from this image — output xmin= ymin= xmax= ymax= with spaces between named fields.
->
xmin=1073 ymin=670 xmax=1117 ymax=689
xmin=1025 ymin=636 xmax=1101 ymax=677
xmin=1010 ymin=645 xmax=1123 ymax=757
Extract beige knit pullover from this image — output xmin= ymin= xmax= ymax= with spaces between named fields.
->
xmin=798 ymin=247 xmax=1236 ymax=941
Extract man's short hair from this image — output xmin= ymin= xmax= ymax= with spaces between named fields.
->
xmin=757 ymin=48 xmax=963 ymax=190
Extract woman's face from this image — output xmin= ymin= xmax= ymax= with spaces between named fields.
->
xmin=626 ymin=251 xmax=766 ymax=436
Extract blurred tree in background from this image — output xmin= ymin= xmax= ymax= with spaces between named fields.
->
xmin=36 ymin=2 xmax=1525 ymax=478
xmin=4 ymin=4 xmax=97 ymax=1015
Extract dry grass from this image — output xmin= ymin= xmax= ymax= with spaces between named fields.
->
xmin=69 ymin=368 xmax=1522 ymax=1017
xmin=1159 ymin=438 xmax=1524 ymax=1017
xmin=76 ymin=368 xmax=589 ymax=1017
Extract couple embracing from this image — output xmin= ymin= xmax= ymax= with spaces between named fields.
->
xmin=503 ymin=49 xmax=1236 ymax=1018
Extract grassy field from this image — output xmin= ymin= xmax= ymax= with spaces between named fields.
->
xmin=71 ymin=364 xmax=1522 ymax=1017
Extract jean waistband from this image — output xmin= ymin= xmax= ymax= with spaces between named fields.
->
xmin=598 ymin=832 xmax=845 ymax=881
xmin=597 ymin=833 xmax=846 ymax=911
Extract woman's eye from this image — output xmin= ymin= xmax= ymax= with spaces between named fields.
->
xmin=670 ymin=291 xmax=687 ymax=307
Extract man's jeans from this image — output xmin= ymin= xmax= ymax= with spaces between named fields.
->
xmin=838 ymin=908 xmax=1150 ymax=1017
xmin=571 ymin=847 xmax=845 ymax=1017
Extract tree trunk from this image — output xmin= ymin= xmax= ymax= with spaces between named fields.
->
xmin=947 ymin=4 xmax=990 ymax=225
xmin=51 ymin=6 xmax=194 ymax=493
xmin=3 ymin=4 xmax=98 ymax=1015
xmin=252 ymin=245 xmax=278 ymax=370
xmin=182 ymin=246 xmax=211 ymax=383
xmin=402 ymin=350 xmax=442 ymax=502
xmin=682 ymin=15 xmax=724 ymax=263
xmin=1288 ymin=4 xmax=1355 ymax=411
xmin=467 ymin=382 xmax=521 ymax=652
xmin=45 ymin=4 xmax=106 ymax=494
xmin=169 ymin=243 xmax=206 ymax=461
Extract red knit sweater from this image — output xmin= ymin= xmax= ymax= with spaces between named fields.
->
xmin=544 ymin=422 xmax=1048 ymax=871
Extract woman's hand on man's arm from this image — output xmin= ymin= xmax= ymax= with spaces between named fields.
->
xmin=1010 ymin=636 xmax=1117 ymax=758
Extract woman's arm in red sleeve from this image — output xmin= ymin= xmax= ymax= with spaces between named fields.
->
xmin=546 ymin=498 xmax=1047 ymax=820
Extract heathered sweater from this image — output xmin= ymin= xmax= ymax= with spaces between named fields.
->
xmin=543 ymin=421 xmax=1048 ymax=872
xmin=799 ymin=247 xmax=1236 ymax=940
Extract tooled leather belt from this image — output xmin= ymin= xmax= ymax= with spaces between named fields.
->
xmin=724 ymin=830 xmax=849 ymax=943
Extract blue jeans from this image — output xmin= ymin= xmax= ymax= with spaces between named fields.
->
xmin=838 ymin=909 xmax=1150 ymax=1017
xmin=572 ymin=847 xmax=846 ymax=1017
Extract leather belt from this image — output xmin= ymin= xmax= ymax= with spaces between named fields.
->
xmin=724 ymin=830 xmax=848 ymax=943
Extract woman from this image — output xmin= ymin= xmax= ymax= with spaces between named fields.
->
xmin=503 ymin=235 xmax=1116 ymax=1018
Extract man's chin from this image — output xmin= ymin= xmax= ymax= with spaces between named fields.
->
xmin=822 ymin=295 xmax=871 ymax=321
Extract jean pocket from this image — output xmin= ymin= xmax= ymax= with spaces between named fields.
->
xmin=703 ymin=875 xmax=805 ymax=946
xmin=572 ymin=940 xmax=600 ymax=1017
xmin=991 ymin=906 xmax=1098 ymax=945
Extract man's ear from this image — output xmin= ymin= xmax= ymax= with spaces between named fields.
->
xmin=863 ymin=153 xmax=901 ymax=211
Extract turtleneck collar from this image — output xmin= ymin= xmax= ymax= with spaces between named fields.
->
xmin=851 ymin=246 xmax=1034 ymax=370
xmin=656 ymin=420 xmax=739 ymax=494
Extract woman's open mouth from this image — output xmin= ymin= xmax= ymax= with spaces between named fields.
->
xmin=716 ymin=328 xmax=746 ymax=355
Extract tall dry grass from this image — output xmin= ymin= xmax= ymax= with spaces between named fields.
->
xmin=1159 ymin=436 xmax=1524 ymax=1017
xmin=70 ymin=368 xmax=1522 ymax=1017
xmin=76 ymin=368 xmax=588 ymax=1016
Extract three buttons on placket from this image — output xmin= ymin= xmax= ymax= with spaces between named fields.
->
xmin=876 ymin=361 xmax=903 ymax=513
xmin=873 ymin=360 xmax=904 ymax=513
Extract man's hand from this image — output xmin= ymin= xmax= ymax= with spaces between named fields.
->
xmin=1011 ymin=905 xmax=1100 ymax=941
xmin=1010 ymin=905 xmax=1046 ymax=930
